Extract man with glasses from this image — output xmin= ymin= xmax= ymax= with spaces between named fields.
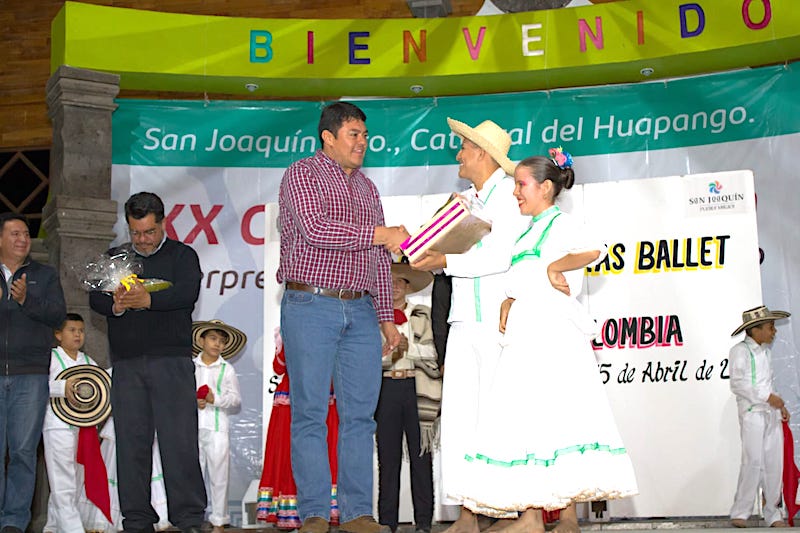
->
xmin=89 ymin=192 xmax=206 ymax=533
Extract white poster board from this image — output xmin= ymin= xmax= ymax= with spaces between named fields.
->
xmin=262 ymin=171 xmax=760 ymax=519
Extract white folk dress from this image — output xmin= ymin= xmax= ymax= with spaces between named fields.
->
xmin=455 ymin=206 xmax=638 ymax=515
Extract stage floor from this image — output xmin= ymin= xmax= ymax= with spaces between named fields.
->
xmin=211 ymin=517 xmax=792 ymax=532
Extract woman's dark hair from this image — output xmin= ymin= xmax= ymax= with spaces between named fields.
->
xmin=318 ymin=102 xmax=367 ymax=144
xmin=516 ymin=156 xmax=575 ymax=201
xmin=124 ymin=192 xmax=165 ymax=223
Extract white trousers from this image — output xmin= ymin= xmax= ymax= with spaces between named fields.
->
xmin=439 ymin=323 xmax=502 ymax=507
xmin=43 ymin=427 xmax=84 ymax=533
xmin=730 ymin=409 xmax=784 ymax=524
xmin=198 ymin=428 xmax=230 ymax=526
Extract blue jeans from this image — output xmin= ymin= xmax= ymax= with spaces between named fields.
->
xmin=0 ymin=374 xmax=48 ymax=530
xmin=281 ymin=290 xmax=382 ymax=523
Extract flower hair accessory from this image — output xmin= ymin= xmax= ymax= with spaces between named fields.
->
xmin=549 ymin=146 xmax=574 ymax=170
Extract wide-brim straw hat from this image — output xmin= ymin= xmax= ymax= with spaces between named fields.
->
xmin=731 ymin=305 xmax=790 ymax=336
xmin=391 ymin=261 xmax=433 ymax=294
xmin=51 ymin=365 xmax=112 ymax=427
xmin=192 ymin=319 xmax=247 ymax=359
xmin=447 ymin=117 xmax=516 ymax=176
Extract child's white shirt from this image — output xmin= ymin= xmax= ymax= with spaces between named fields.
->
xmin=194 ymin=353 xmax=241 ymax=433
xmin=44 ymin=346 xmax=101 ymax=431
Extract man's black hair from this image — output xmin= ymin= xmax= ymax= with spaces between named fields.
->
xmin=318 ymin=102 xmax=367 ymax=145
xmin=125 ymin=192 xmax=165 ymax=223
xmin=0 ymin=213 xmax=29 ymax=232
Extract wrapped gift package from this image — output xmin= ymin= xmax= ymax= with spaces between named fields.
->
xmin=400 ymin=196 xmax=492 ymax=262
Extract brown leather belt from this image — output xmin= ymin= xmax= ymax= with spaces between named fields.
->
xmin=286 ymin=281 xmax=366 ymax=300
xmin=383 ymin=369 xmax=416 ymax=379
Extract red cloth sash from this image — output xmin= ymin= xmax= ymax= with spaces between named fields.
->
xmin=77 ymin=426 xmax=112 ymax=523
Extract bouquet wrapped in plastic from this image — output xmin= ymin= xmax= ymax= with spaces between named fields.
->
xmin=79 ymin=244 xmax=173 ymax=293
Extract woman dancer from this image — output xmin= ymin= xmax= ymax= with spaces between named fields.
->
xmin=455 ymin=149 xmax=638 ymax=533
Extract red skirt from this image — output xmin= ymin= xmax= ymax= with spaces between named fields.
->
xmin=256 ymin=389 xmax=339 ymax=529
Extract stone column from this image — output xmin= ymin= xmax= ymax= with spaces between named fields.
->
xmin=44 ymin=66 xmax=120 ymax=367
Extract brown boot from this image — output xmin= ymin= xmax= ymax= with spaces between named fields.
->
xmin=338 ymin=515 xmax=391 ymax=533
xmin=300 ymin=517 xmax=331 ymax=533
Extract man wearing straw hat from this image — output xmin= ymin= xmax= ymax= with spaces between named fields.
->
xmin=411 ymin=118 xmax=529 ymax=533
xmin=729 ymin=305 xmax=791 ymax=528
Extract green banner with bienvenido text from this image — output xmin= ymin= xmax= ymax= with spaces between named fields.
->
xmin=112 ymin=61 xmax=800 ymax=168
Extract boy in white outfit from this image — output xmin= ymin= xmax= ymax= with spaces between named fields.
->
xmin=192 ymin=319 xmax=246 ymax=533
xmin=43 ymin=313 xmax=104 ymax=533
xmin=729 ymin=305 xmax=791 ymax=528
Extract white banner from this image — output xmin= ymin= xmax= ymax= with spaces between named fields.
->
xmin=110 ymin=63 xmax=800 ymax=522
xmin=261 ymin=170 xmax=759 ymax=519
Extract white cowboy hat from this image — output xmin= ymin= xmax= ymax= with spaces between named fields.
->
xmin=192 ymin=319 xmax=248 ymax=359
xmin=447 ymin=117 xmax=516 ymax=176
xmin=51 ymin=365 xmax=112 ymax=427
xmin=391 ymin=261 xmax=433 ymax=294
xmin=731 ymin=305 xmax=790 ymax=336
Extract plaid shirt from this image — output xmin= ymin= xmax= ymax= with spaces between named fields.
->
xmin=277 ymin=150 xmax=393 ymax=322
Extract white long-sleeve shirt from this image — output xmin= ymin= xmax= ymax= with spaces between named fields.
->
xmin=729 ymin=335 xmax=776 ymax=416
xmin=44 ymin=347 xmax=100 ymax=431
xmin=194 ymin=355 xmax=241 ymax=433
xmin=445 ymin=168 xmax=530 ymax=326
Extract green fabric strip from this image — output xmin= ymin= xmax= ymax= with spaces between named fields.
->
xmin=214 ymin=363 xmax=226 ymax=432
xmin=511 ymin=211 xmax=562 ymax=266
xmin=471 ymin=180 xmax=500 ymax=324
xmin=52 ymin=349 xmax=90 ymax=370
xmin=464 ymin=441 xmax=628 ymax=468
xmin=53 ymin=349 xmax=66 ymax=371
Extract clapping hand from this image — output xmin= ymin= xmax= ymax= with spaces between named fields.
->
xmin=10 ymin=274 xmax=26 ymax=304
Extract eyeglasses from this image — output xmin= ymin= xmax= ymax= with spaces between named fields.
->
xmin=129 ymin=228 xmax=159 ymax=239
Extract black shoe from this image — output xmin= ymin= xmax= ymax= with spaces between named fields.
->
xmin=1 ymin=527 xmax=24 ymax=533
xmin=415 ymin=528 xmax=431 ymax=533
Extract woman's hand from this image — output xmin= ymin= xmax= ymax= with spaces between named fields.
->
xmin=499 ymin=297 xmax=515 ymax=333
xmin=546 ymin=251 xmax=602 ymax=296
xmin=547 ymin=265 xmax=570 ymax=295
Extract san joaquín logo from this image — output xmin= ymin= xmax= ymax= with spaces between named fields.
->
xmin=688 ymin=180 xmax=745 ymax=211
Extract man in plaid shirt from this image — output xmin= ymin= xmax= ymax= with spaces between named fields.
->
xmin=277 ymin=102 xmax=408 ymax=533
